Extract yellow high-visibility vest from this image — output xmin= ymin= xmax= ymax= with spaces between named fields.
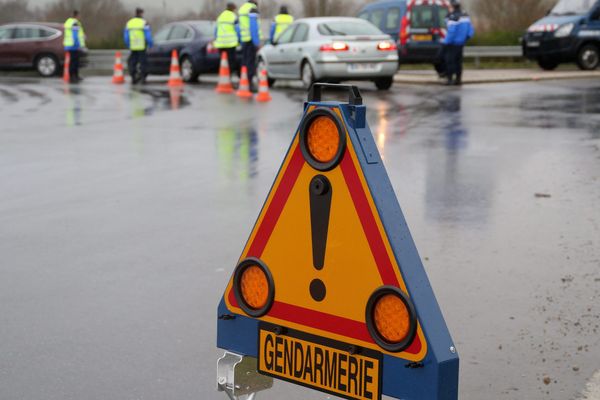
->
xmin=215 ymin=10 xmax=239 ymax=49
xmin=274 ymin=14 xmax=294 ymax=41
xmin=238 ymin=2 xmax=262 ymax=43
xmin=126 ymin=17 xmax=147 ymax=51
xmin=63 ymin=17 xmax=86 ymax=48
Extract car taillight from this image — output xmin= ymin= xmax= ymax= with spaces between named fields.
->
xmin=206 ymin=42 xmax=218 ymax=54
xmin=377 ymin=41 xmax=397 ymax=51
xmin=319 ymin=42 xmax=349 ymax=52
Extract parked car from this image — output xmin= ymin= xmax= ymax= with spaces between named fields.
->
xmin=146 ymin=20 xmax=223 ymax=82
xmin=0 ymin=22 xmax=85 ymax=77
xmin=357 ymin=0 xmax=450 ymax=73
xmin=257 ymin=17 xmax=399 ymax=90
xmin=523 ymin=0 xmax=600 ymax=70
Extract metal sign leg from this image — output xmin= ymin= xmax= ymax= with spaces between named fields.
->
xmin=217 ymin=352 xmax=272 ymax=400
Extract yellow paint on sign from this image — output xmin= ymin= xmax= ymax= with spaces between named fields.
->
xmin=224 ymin=106 xmax=428 ymax=362
xmin=258 ymin=329 xmax=381 ymax=400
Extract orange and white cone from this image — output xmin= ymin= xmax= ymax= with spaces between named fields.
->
xmin=236 ymin=66 xmax=253 ymax=99
xmin=169 ymin=87 xmax=182 ymax=110
xmin=215 ymin=51 xmax=234 ymax=94
xmin=112 ymin=51 xmax=125 ymax=84
xmin=167 ymin=49 xmax=184 ymax=87
xmin=63 ymin=51 xmax=71 ymax=83
xmin=256 ymin=69 xmax=272 ymax=102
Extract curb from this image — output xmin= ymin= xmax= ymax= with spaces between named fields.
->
xmin=394 ymin=70 xmax=600 ymax=85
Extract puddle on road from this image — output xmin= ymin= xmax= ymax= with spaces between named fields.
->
xmin=497 ymin=85 xmax=600 ymax=134
xmin=131 ymin=87 xmax=190 ymax=117
xmin=217 ymin=125 xmax=259 ymax=182
xmin=64 ymin=86 xmax=83 ymax=127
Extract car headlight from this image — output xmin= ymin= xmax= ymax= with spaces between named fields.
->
xmin=554 ymin=23 xmax=574 ymax=38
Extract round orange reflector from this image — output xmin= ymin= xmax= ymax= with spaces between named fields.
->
xmin=373 ymin=294 xmax=411 ymax=343
xmin=239 ymin=265 xmax=269 ymax=310
xmin=306 ymin=116 xmax=341 ymax=163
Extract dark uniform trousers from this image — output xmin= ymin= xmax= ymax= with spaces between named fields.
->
xmin=242 ymin=42 xmax=258 ymax=85
xmin=68 ymin=50 xmax=80 ymax=78
xmin=128 ymin=51 xmax=147 ymax=82
xmin=445 ymin=44 xmax=464 ymax=82
xmin=221 ymin=47 xmax=239 ymax=77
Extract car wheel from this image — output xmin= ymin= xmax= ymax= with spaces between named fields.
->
xmin=576 ymin=44 xmax=600 ymax=70
xmin=537 ymin=58 xmax=559 ymax=71
xmin=35 ymin=54 xmax=59 ymax=77
xmin=180 ymin=56 xmax=199 ymax=83
xmin=257 ymin=58 xmax=275 ymax=87
xmin=374 ymin=77 xmax=394 ymax=91
xmin=301 ymin=61 xmax=314 ymax=89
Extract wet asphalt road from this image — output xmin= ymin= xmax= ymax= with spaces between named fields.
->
xmin=1 ymin=76 xmax=599 ymax=400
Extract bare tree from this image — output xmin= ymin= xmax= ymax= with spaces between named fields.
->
xmin=196 ymin=0 xmax=223 ymax=19
xmin=0 ymin=0 xmax=38 ymax=24
xmin=43 ymin=0 xmax=129 ymax=47
xmin=473 ymin=0 xmax=553 ymax=32
xmin=302 ymin=0 xmax=360 ymax=17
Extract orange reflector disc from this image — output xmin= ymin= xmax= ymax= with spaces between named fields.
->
xmin=240 ymin=265 xmax=269 ymax=310
xmin=373 ymin=293 xmax=411 ymax=343
xmin=306 ymin=116 xmax=341 ymax=163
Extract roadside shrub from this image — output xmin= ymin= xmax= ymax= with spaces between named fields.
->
xmin=469 ymin=31 xmax=523 ymax=46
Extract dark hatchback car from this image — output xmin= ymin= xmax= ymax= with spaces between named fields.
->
xmin=147 ymin=20 xmax=224 ymax=82
xmin=0 ymin=22 xmax=86 ymax=77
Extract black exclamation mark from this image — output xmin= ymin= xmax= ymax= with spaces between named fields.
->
xmin=309 ymin=175 xmax=332 ymax=302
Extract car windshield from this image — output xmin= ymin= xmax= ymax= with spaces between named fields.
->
xmin=318 ymin=20 xmax=383 ymax=36
xmin=190 ymin=22 xmax=215 ymax=37
xmin=551 ymin=0 xmax=595 ymax=15
xmin=411 ymin=5 xmax=441 ymax=29
xmin=438 ymin=7 xmax=450 ymax=28
xmin=154 ymin=26 xmax=171 ymax=42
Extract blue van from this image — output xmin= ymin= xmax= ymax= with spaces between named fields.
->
xmin=523 ymin=0 xmax=600 ymax=70
xmin=357 ymin=0 xmax=451 ymax=69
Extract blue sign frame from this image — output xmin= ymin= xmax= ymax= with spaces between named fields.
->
xmin=218 ymin=85 xmax=459 ymax=400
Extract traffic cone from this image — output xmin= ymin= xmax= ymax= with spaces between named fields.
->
xmin=215 ymin=51 xmax=234 ymax=94
xmin=112 ymin=51 xmax=125 ymax=84
xmin=63 ymin=51 xmax=71 ymax=83
xmin=256 ymin=69 xmax=272 ymax=102
xmin=236 ymin=66 xmax=253 ymax=99
xmin=169 ymin=87 xmax=183 ymax=110
xmin=167 ymin=49 xmax=184 ymax=87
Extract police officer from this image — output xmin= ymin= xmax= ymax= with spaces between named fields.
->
xmin=270 ymin=6 xmax=294 ymax=43
xmin=215 ymin=2 xmax=240 ymax=77
xmin=443 ymin=0 xmax=474 ymax=86
xmin=124 ymin=8 xmax=153 ymax=84
xmin=239 ymin=0 xmax=262 ymax=89
xmin=63 ymin=10 xmax=86 ymax=82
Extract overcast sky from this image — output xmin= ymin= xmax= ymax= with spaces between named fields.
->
xmin=28 ymin=0 xmax=207 ymax=12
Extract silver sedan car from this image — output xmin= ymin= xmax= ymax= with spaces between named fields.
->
xmin=257 ymin=17 xmax=399 ymax=90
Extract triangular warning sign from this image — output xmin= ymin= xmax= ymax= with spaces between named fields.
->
xmin=218 ymin=85 xmax=458 ymax=400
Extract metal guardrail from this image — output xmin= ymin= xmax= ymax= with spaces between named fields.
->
xmin=86 ymin=49 xmax=130 ymax=71
xmin=464 ymin=46 xmax=523 ymax=67
xmin=86 ymin=46 xmax=523 ymax=72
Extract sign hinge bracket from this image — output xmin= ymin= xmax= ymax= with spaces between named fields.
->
xmin=217 ymin=352 xmax=273 ymax=400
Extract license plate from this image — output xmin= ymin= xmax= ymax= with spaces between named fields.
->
xmin=412 ymin=34 xmax=433 ymax=41
xmin=258 ymin=323 xmax=382 ymax=400
xmin=348 ymin=63 xmax=380 ymax=73
xmin=527 ymin=41 xmax=541 ymax=47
